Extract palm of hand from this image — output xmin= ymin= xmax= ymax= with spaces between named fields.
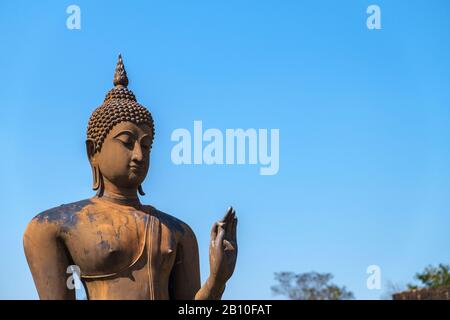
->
xmin=209 ymin=207 xmax=238 ymax=285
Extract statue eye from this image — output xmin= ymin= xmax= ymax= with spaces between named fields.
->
xmin=116 ymin=134 xmax=134 ymax=148
xmin=140 ymin=136 xmax=152 ymax=151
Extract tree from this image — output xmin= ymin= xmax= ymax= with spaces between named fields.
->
xmin=271 ymin=271 xmax=354 ymax=300
xmin=407 ymin=263 xmax=450 ymax=290
xmin=380 ymin=280 xmax=407 ymax=300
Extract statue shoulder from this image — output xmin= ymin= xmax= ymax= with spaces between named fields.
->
xmin=23 ymin=199 xmax=94 ymax=254
xmin=28 ymin=199 xmax=94 ymax=229
xmin=144 ymin=206 xmax=197 ymax=240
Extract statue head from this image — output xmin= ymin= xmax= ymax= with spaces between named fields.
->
xmin=86 ymin=55 xmax=155 ymax=198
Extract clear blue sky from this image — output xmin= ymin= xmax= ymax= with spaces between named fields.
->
xmin=1 ymin=0 xmax=449 ymax=300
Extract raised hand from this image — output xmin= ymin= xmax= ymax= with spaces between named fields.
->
xmin=209 ymin=206 xmax=238 ymax=286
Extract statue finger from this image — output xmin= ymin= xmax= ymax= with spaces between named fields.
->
xmin=225 ymin=215 xmax=234 ymax=237
xmin=230 ymin=208 xmax=235 ymax=222
xmin=221 ymin=206 xmax=233 ymax=223
xmin=231 ymin=217 xmax=238 ymax=243
xmin=216 ymin=222 xmax=226 ymax=247
xmin=230 ymin=209 xmax=236 ymax=231
xmin=224 ymin=208 xmax=236 ymax=236
xmin=210 ymin=222 xmax=218 ymax=244
xmin=223 ymin=239 xmax=235 ymax=252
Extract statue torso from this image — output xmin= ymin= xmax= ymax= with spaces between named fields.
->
xmin=35 ymin=197 xmax=189 ymax=299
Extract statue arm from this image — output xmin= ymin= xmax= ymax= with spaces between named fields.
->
xmin=168 ymin=224 xmax=225 ymax=300
xmin=23 ymin=218 xmax=75 ymax=300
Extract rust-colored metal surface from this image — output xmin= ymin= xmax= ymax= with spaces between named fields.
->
xmin=23 ymin=55 xmax=238 ymax=300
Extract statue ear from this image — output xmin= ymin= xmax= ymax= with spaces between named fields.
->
xmin=86 ymin=139 xmax=96 ymax=163
xmin=86 ymin=139 xmax=104 ymax=194
xmin=138 ymin=185 xmax=145 ymax=196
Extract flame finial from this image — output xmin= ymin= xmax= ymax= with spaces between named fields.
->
xmin=113 ymin=54 xmax=129 ymax=87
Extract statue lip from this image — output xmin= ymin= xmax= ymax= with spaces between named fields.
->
xmin=129 ymin=164 xmax=143 ymax=170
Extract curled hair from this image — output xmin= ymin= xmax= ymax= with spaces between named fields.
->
xmin=86 ymin=54 xmax=155 ymax=154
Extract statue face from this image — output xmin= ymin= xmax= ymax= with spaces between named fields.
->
xmin=93 ymin=121 xmax=152 ymax=190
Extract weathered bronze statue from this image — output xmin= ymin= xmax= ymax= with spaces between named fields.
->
xmin=23 ymin=55 xmax=238 ymax=300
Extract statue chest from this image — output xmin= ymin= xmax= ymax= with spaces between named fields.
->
xmin=61 ymin=209 xmax=179 ymax=279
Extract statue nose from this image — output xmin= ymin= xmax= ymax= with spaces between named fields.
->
xmin=131 ymin=141 xmax=144 ymax=162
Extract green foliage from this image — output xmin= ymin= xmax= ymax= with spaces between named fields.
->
xmin=271 ymin=271 xmax=354 ymax=300
xmin=407 ymin=264 xmax=450 ymax=290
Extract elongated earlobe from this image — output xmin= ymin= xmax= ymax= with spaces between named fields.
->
xmin=92 ymin=164 xmax=99 ymax=190
xmin=86 ymin=138 xmax=104 ymax=196
xmin=92 ymin=165 xmax=104 ymax=197
xmin=138 ymin=185 xmax=145 ymax=196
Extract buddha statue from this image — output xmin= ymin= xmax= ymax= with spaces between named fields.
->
xmin=23 ymin=55 xmax=238 ymax=300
